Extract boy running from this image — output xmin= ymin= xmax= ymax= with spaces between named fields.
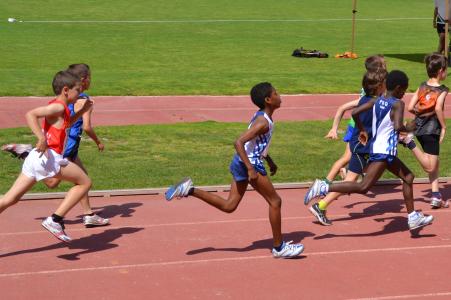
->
xmin=165 ymin=82 xmax=304 ymax=258
xmin=0 ymin=71 xmax=93 ymax=242
xmin=305 ymin=70 xmax=434 ymax=231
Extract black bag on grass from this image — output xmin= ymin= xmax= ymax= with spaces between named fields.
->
xmin=292 ymin=47 xmax=328 ymax=58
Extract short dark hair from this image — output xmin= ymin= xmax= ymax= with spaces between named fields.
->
xmin=67 ymin=63 xmax=90 ymax=79
xmin=365 ymin=55 xmax=385 ymax=73
xmin=52 ymin=70 xmax=80 ymax=95
xmin=424 ymin=53 xmax=447 ymax=78
xmin=362 ymin=70 xmax=387 ymax=96
xmin=386 ymin=70 xmax=409 ymax=91
xmin=250 ymin=82 xmax=274 ymax=109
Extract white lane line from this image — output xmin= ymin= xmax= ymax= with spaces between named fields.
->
xmin=14 ymin=17 xmax=430 ymax=24
xmin=0 ymin=244 xmax=450 ymax=278
xmin=347 ymin=291 xmax=451 ymax=300
xmin=1 ymin=209 xmax=450 ymax=237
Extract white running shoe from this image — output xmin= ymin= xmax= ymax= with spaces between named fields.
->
xmin=165 ymin=177 xmax=193 ymax=201
xmin=304 ymin=179 xmax=329 ymax=205
xmin=41 ymin=216 xmax=71 ymax=242
xmin=83 ymin=214 xmax=110 ymax=227
xmin=272 ymin=241 xmax=304 ymax=258
xmin=1 ymin=143 xmax=32 ymax=159
xmin=408 ymin=211 xmax=434 ymax=230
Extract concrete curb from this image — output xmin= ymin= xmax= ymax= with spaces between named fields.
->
xmin=18 ymin=177 xmax=451 ymax=200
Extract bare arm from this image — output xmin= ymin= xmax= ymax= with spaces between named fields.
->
xmin=435 ymin=90 xmax=448 ymax=143
xmin=351 ymin=99 xmax=376 ymax=145
xmin=325 ymin=98 xmax=360 ymax=139
xmin=264 ymin=154 xmax=277 ymax=176
xmin=25 ymin=103 xmax=65 ymax=153
xmin=81 ymin=105 xmax=104 ymax=151
xmin=391 ymin=101 xmax=415 ymax=132
xmin=69 ymin=98 xmax=93 ymax=126
xmin=407 ymin=88 xmax=420 ymax=114
xmin=234 ymin=116 xmax=269 ymax=181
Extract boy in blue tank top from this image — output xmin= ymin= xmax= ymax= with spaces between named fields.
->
xmin=165 ymin=82 xmax=304 ymax=258
xmin=305 ymin=70 xmax=434 ymax=231
xmin=309 ymin=70 xmax=387 ymax=225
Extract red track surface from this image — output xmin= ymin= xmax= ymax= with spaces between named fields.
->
xmin=2 ymin=94 xmax=451 ymax=128
xmin=1 ymin=95 xmax=450 ymax=299
xmin=0 ymin=184 xmax=450 ymax=299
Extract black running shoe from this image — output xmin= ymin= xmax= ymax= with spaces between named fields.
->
xmin=309 ymin=203 xmax=332 ymax=226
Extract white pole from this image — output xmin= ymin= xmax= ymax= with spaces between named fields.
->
xmin=351 ymin=0 xmax=357 ymax=55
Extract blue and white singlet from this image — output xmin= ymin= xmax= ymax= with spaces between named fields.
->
xmin=371 ymin=96 xmax=399 ymax=156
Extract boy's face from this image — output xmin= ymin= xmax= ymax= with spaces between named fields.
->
xmin=66 ymin=82 xmax=82 ymax=103
xmin=439 ymin=68 xmax=447 ymax=80
xmin=393 ymin=85 xmax=408 ymax=100
xmin=266 ymin=88 xmax=281 ymax=108
xmin=81 ymin=73 xmax=91 ymax=91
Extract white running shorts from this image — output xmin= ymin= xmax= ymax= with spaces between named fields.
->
xmin=22 ymin=148 xmax=69 ymax=181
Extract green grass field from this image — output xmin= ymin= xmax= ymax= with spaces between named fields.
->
xmin=0 ymin=0 xmax=440 ymax=95
xmin=1 ymin=121 xmax=450 ymax=194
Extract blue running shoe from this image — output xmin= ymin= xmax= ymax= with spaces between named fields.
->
xmin=304 ymin=179 xmax=329 ymax=205
xmin=165 ymin=177 xmax=193 ymax=201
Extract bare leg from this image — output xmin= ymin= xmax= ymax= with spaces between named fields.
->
xmin=191 ymin=180 xmax=248 ymax=213
xmin=249 ymin=175 xmax=282 ymax=248
xmin=438 ymin=32 xmax=445 ymax=53
xmin=386 ymin=158 xmax=415 ymax=213
xmin=322 ymin=170 xmax=360 ymax=206
xmin=329 ymin=161 xmax=387 ymax=194
xmin=42 ymin=177 xmax=61 ymax=189
xmin=72 ymin=156 xmax=93 ymax=215
xmin=52 ymin=162 xmax=92 ymax=217
xmin=0 ymin=173 xmax=36 ymax=214
xmin=326 ymin=143 xmax=351 ymax=182
xmin=409 ymin=149 xmax=439 ymax=192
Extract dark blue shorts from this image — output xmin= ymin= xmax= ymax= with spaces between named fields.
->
xmin=343 ymin=125 xmax=354 ymax=142
xmin=229 ymin=155 xmax=267 ymax=182
xmin=63 ymin=137 xmax=80 ymax=161
xmin=369 ymin=153 xmax=396 ymax=164
xmin=348 ymin=152 xmax=369 ymax=175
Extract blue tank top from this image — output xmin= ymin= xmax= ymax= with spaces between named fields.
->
xmin=64 ymin=93 xmax=89 ymax=156
xmin=349 ymin=95 xmax=375 ymax=154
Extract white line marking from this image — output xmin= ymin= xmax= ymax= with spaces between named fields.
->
xmin=15 ymin=17 xmax=429 ymax=24
xmin=0 ymin=244 xmax=450 ymax=278
xmin=1 ymin=209 xmax=449 ymax=237
xmin=347 ymin=292 xmax=451 ymax=300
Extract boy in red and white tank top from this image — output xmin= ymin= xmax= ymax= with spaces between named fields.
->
xmin=0 ymin=70 xmax=93 ymax=243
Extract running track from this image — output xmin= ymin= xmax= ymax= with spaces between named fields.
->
xmin=2 ymin=94 xmax=451 ymax=128
xmin=0 ymin=95 xmax=450 ymax=299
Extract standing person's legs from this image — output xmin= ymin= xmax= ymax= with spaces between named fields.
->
xmin=0 ymin=174 xmax=36 ymax=214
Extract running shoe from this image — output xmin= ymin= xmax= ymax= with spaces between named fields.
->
xmin=165 ymin=177 xmax=193 ymax=201
xmin=398 ymin=133 xmax=415 ymax=149
xmin=83 ymin=214 xmax=110 ymax=227
xmin=309 ymin=203 xmax=332 ymax=226
xmin=41 ymin=216 xmax=71 ymax=242
xmin=1 ymin=143 xmax=32 ymax=159
xmin=304 ymin=179 xmax=329 ymax=205
xmin=408 ymin=211 xmax=434 ymax=230
xmin=272 ymin=241 xmax=304 ymax=258
xmin=431 ymin=197 xmax=449 ymax=209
